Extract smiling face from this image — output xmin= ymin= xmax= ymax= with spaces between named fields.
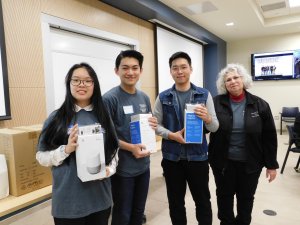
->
xmin=115 ymin=57 xmax=142 ymax=92
xmin=70 ymin=67 xmax=94 ymax=107
xmin=224 ymin=70 xmax=244 ymax=96
xmin=170 ymin=58 xmax=192 ymax=89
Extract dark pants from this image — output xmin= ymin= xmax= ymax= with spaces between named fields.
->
xmin=211 ymin=160 xmax=261 ymax=225
xmin=53 ymin=207 xmax=111 ymax=225
xmin=111 ymin=169 xmax=150 ymax=225
xmin=162 ymin=159 xmax=212 ymax=225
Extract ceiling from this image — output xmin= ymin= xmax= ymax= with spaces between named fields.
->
xmin=159 ymin=0 xmax=300 ymax=42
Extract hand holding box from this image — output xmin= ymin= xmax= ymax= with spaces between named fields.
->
xmin=184 ymin=104 xmax=203 ymax=144
xmin=75 ymin=124 xmax=106 ymax=182
xmin=130 ymin=114 xmax=157 ymax=153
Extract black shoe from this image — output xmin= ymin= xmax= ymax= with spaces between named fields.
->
xmin=142 ymin=214 xmax=147 ymax=224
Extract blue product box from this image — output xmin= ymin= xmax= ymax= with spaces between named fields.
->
xmin=130 ymin=121 xmax=142 ymax=144
xmin=130 ymin=114 xmax=157 ymax=153
xmin=184 ymin=110 xmax=203 ymax=143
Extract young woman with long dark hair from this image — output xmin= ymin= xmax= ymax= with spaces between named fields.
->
xmin=37 ymin=63 xmax=119 ymax=225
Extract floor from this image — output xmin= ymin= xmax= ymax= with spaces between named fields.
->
xmin=1 ymin=131 xmax=300 ymax=225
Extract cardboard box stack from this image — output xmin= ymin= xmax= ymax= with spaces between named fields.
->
xmin=0 ymin=126 xmax=52 ymax=196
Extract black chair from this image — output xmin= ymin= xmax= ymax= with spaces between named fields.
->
xmin=280 ymin=125 xmax=300 ymax=174
xmin=280 ymin=107 xmax=299 ymax=135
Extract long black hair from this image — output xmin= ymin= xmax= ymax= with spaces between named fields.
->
xmin=40 ymin=63 xmax=118 ymax=165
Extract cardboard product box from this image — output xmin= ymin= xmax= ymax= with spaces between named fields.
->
xmin=75 ymin=124 xmax=106 ymax=182
xmin=184 ymin=104 xmax=203 ymax=144
xmin=26 ymin=124 xmax=43 ymax=129
xmin=0 ymin=128 xmax=52 ymax=196
xmin=130 ymin=114 xmax=157 ymax=153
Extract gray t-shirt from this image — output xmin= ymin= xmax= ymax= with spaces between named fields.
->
xmin=228 ymin=99 xmax=247 ymax=161
xmin=103 ymin=86 xmax=151 ymax=177
xmin=176 ymin=88 xmax=192 ymax=159
xmin=38 ymin=109 xmax=112 ymax=218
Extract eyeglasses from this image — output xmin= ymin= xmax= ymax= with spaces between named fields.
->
xmin=224 ymin=76 xmax=241 ymax=83
xmin=70 ymin=79 xmax=94 ymax=87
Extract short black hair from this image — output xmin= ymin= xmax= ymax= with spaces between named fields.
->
xmin=115 ymin=50 xmax=144 ymax=69
xmin=169 ymin=51 xmax=192 ymax=68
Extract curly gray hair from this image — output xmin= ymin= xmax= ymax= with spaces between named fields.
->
xmin=216 ymin=63 xmax=253 ymax=95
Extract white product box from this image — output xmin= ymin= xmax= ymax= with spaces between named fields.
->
xmin=75 ymin=125 xmax=106 ymax=182
xmin=0 ymin=154 xmax=9 ymax=199
xmin=184 ymin=104 xmax=203 ymax=143
xmin=130 ymin=114 xmax=157 ymax=153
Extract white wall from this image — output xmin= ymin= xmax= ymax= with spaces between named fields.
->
xmin=156 ymin=26 xmax=203 ymax=93
xmin=41 ymin=14 xmax=138 ymax=115
xmin=227 ymin=32 xmax=300 ymax=130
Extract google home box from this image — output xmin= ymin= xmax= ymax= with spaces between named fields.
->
xmin=184 ymin=104 xmax=203 ymax=144
xmin=75 ymin=124 xmax=106 ymax=182
xmin=130 ymin=114 xmax=157 ymax=153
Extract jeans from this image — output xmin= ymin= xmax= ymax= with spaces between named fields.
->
xmin=211 ymin=160 xmax=261 ymax=225
xmin=162 ymin=159 xmax=212 ymax=225
xmin=111 ymin=169 xmax=150 ymax=225
xmin=53 ymin=207 xmax=111 ymax=225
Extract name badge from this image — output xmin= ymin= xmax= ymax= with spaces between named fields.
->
xmin=123 ymin=105 xmax=134 ymax=114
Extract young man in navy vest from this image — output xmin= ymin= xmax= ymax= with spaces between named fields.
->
xmin=153 ymin=51 xmax=219 ymax=225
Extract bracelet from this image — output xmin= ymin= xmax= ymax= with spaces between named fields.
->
xmin=59 ymin=145 xmax=69 ymax=156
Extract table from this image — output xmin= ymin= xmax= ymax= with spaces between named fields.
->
xmin=0 ymin=185 xmax=52 ymax=218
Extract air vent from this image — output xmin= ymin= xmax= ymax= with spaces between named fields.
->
xmin=261 ymin=1 xmax=286 ymax=12
xmin=180 ymin=1 xmax=218 ymax=15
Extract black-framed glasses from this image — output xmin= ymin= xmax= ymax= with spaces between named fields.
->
xmin=70 ymin=79 xmax=94 ymax=87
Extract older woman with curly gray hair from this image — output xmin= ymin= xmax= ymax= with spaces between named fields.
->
xmin=216 ymin=63 xmax=253 ymax=94
xmin=209 ymin=63 xmax=279 ymax=225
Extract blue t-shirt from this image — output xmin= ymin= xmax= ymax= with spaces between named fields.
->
xmin=38 ymin=109 xmax=112 ymax=218
xmin=103 ymin=86 xmax=151 ymax=177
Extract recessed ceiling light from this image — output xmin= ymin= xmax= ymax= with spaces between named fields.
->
xmin=226 ymin=22 xmax=234 ymax=26
xmin=289 ymin=0 xmax=300 ymax=8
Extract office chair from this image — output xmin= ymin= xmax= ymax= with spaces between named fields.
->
xmin=280 ymin=107 xmax=299 ymax=135
xmin=280 ymin=125 xmax=300 ymax=174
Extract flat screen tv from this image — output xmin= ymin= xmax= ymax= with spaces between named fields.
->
xmin=251 ymin=49 xmax=300 ymax=81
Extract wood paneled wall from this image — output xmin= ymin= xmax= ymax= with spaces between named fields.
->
xmin=0 ymin=0 xmax=155 ymax=128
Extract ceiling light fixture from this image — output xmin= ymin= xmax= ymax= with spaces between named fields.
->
xmin=289 ymin=0 xmax=300 ymax=8
xmin=226 ymin=22 xmax=234 ymax=26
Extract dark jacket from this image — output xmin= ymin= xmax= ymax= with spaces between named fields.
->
xmin=209 ymin=91 xmax=279 ymax=173
xmin=159 ymin=83 xmax=209 ymax=161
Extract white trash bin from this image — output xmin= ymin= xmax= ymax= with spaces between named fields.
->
xmin=0 ymin=154 xmax=9 ymax=199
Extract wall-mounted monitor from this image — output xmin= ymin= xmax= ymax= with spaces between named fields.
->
xmin=251 ymin=49 xmax=300 ymax=81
